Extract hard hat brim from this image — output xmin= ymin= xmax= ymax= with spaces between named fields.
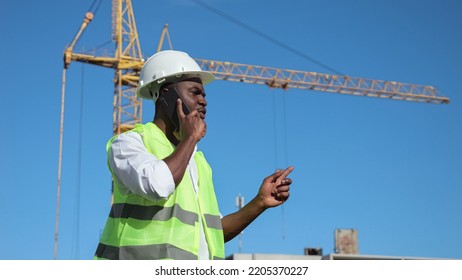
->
xmin=137 ymin=70 xmax=215 ymax=100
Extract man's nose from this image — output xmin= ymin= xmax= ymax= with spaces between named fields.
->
xmin=198 ymin=95 xmax=207 ymax=106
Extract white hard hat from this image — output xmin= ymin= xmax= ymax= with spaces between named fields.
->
xmin=137 ymin=50 xmax=215 ymax=101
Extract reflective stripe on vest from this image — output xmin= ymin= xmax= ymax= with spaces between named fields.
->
xmin=95 ymin=243 xmax=225 ymax=260
xmin=95 ymin=243 xmax=197 ymax=260
xmin=110 ymin=203 xmax=199 ymax=226
xmin=95 ymin=123 xmax=224 ymax=260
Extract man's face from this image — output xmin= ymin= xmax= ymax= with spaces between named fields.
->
xmin=175 ymin=77 xmax=207 ymax=119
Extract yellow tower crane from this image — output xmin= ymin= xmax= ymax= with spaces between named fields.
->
xmin=55 ymin=0 xmax=449 ymax=259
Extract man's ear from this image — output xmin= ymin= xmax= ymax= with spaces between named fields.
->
xmin=159 ymin=83 xmax=173 ymax=96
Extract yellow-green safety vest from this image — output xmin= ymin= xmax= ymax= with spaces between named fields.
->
xmin=94 ymin=122 xmax=224 ymax=259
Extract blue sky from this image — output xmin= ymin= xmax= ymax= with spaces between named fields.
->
xmin=1 ymin=0 xmax=461 ymax=260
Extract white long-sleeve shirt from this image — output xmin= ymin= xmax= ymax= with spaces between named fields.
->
xmin=108 ymin=131 xmax=209 ymax=259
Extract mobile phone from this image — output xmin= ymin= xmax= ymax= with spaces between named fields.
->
xmin=158 ymin=86 xmax=190 ymax=130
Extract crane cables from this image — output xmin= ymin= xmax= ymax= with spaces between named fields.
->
xmin=71 ymin=64 xmax=86 ymax=260
xmin=89 ymin=0 xmax=103 ymax=15
xmin=55 ymin=0 xmax=102 ymax=260
xmin=191 ymin=0 xmax=345 ymax=76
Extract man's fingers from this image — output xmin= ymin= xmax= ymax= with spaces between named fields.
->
xmin=277 ymin=178 xmax=292 ymax=186
xmin=264 ymin=170 xmax=282 ymax=182
xmin=176 ymin=99 xmax=185 ymax=119
xmin=280 ymin=166 xmax=294 ymax=179
xmin=276 ymin=185 xmax=290 ymax=192
xmin=264 ymin=166 xmax=294 ymax=184
xmin=275 ymin=191 xmax=290 ymax=202
xmin=275 ymin=166 xmax=294 ymax=184
xmin=178 ymin=99 xmax=202 ymax=124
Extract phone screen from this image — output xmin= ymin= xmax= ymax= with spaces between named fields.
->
xmin=158 ymin=85 xmax=190 ymax=130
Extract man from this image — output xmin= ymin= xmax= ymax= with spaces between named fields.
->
xmin=94 ymin=50 xmax=294 ymax=260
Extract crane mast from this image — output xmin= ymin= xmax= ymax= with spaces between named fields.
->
xmin=64 ymin=0 xmax=144 ymax=134
xmin=112 ymin=0 xmax=143 ymax=134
